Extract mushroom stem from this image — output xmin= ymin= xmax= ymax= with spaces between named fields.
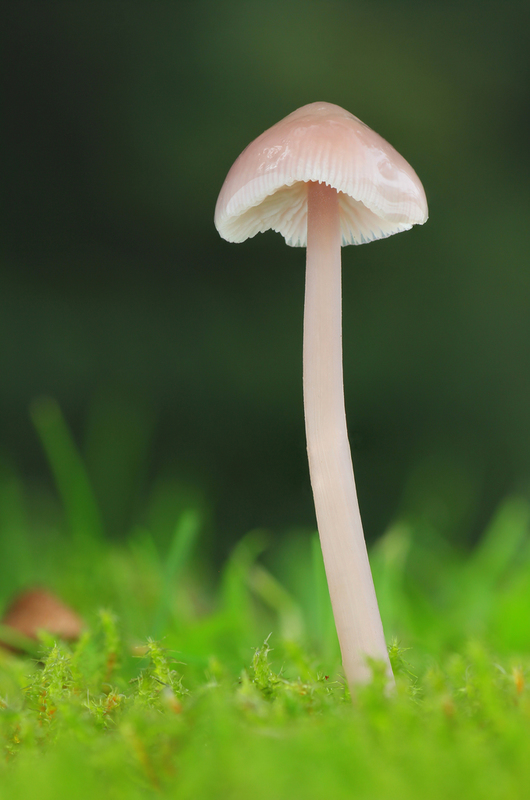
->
xmin=303 ymin=180 xmax=393 ymax=688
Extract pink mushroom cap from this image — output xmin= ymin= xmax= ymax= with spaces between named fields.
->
xmin=215 ymin=101 xmax=428 ymax=247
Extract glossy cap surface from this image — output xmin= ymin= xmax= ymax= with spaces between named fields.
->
xmin=215 ymin=102 xmax=428 ymax=247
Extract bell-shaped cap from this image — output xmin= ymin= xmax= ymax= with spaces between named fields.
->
xmin=215 ymin=102 xmax=428 ymax=247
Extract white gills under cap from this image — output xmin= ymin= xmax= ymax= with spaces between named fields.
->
xmin=214 ymin=102 xmax=428 ymax=248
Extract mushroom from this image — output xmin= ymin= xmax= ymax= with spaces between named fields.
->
xmin=214 ymin=102 xmax=428 ymax=688
xmin=1 ymin=588 xmax=84 ymax=651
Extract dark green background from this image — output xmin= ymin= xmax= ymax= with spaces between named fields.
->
xmin=3 ymin=1 xmax=530 ymax=557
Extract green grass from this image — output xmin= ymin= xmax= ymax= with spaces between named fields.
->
xmin=1 ymin=400 xmax=530 ymax=798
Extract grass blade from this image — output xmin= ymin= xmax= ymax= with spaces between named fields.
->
xmin=30 ymin=397 xmax=104 ymax=546
xmin=152 ymin=509 xmax=201 ymax=637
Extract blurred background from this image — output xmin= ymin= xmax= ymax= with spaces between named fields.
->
xmin=2 ymin=0 xmax=530 ymax=566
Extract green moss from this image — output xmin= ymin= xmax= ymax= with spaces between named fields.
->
xmin=1 ymin=624 xmax=530 ymax=799
xmin=2 ymin=411 xmax=530 ymax=797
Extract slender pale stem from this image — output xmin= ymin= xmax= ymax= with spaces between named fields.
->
xmin=303 ymin=181 xmax=393 ymax=688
